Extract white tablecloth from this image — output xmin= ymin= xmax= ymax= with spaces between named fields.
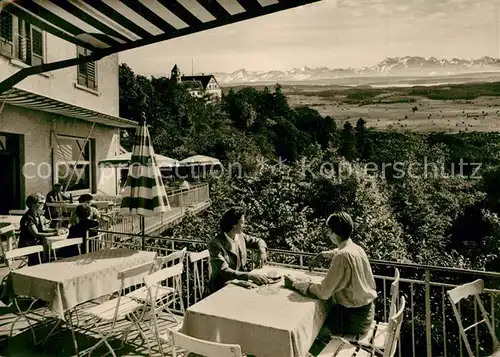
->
xmin=0 ymin=216 xmax=22 ymax=230
xmin=182 ymin=266 xmax=329 ymax=357
xmin=11 ymin=248 xmax=156 ymax=319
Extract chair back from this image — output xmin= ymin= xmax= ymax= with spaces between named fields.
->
xmin=5 ymin=245 xmax=44 ymax=271
xmin=118 ymin=261 xmax=156 ymax=290
xmin=170 ymin=329 xmax=242 ymax=357
xmin=189 ymin=250 xmax=210 ymax=304
xmin=388 ymin=268 xmax=400 ymax=320
xmin=383 ymin=296 xmax=406 ymax=357
xmin=447 ymin=279 xmax=499 ymax=357
xmin=8 ymin=209 xmax=26 ymax=215
xmin=144 ymin=262 xmax=184 ymax=290
xmin=156 ymin=248 xmax=187 ymax=270
xmin=50 ymin=238 xmax=83 ymax=260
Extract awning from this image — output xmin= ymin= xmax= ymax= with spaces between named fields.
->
xmin=0 ymin=0 xmax=321 ymax=92
xmin=99 ymin=152 xmax=179 ymax=167
xmin=0 ymin=87 xmax=137 ymax=128
xmin=3 ymin=0 xmax=320 ymax=51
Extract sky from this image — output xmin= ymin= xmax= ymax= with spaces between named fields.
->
xmin=119 ymin=0 xmax=500 ymax=75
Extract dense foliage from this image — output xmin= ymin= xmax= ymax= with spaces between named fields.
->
xmin=119 ymin=63 xmax=500 ymax=271
xmin=120 ymin=64 xmax=500 ymax=356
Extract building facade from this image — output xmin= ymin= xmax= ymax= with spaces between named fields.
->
xmin=0 ymin=10 xmax=135 ymax=214
xmin=170 ymin=65 xmax=222 ymax=101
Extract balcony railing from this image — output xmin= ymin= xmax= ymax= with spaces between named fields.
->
xmin=86 ymin=230 xmax=500 ymax=357
xmin=94 ymin=183 xmax=210 ymax=236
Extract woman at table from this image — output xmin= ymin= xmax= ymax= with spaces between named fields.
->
xmin=68 ymin=194 xmax=100 ymax=226
xmin=207 ymin=207 xmax=270 ymax=294
xmin=19 ymin=193 xmax=59 ymax=266
xmin=284 ymin=211 xmax=377 ymax=338
xmin=67 ymin=205 xmax=99 ymax=255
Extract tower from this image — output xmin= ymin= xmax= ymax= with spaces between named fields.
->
xmin=171 ymin=64 xmax=181 ymax=84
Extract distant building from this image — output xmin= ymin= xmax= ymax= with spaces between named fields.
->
xmin=170 ymin=65 xmax=222 ymax=101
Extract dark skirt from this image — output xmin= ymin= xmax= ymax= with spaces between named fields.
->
xmin=325 ymin=302 xmax=375 ymax=336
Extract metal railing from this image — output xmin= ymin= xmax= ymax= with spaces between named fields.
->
xmin=95 ymin=183 xmax=210 ymax=236
xmin=86 ymin=230 xmax=500 ymax=357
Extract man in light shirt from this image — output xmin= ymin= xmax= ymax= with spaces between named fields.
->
xmin=285 ymin=211 xmax=377 ymax=337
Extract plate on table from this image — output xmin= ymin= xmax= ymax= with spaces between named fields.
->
xmin=266 ymin=270 xmax=282 ymax=282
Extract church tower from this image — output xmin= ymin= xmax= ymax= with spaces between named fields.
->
xmin=171 ymin=64 xmax=181 ymax=84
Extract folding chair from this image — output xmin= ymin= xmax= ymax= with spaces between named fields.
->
xmin=81 ymin=261 xmax=155 ymax=357
xmin=127 ymin=248 xmax=187 ymax=316
xmin=144 ymin=263 xmax=189 ymax=356
xmin=5 ymin=245 xmax=45 ymax=343
xmin=166 ymin=328 xmax=243 ymax=357
xmin=447 ymin=279 xmax=499 ymax=357
xmin=49 ymin=238 xmax=82 ymax=261
xmin=317 ymin=296 xmax=406 ymax=357
xmin=189 ymin=250 xmax=210 ymax=304
xmin=45 ymin=202 xmax=69 ymax=228
xmin=345 ymin=269 xmax=400 ymax=350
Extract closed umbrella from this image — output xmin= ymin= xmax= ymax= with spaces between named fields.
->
xmin=120 ymin=118 xmax=170 ymax=248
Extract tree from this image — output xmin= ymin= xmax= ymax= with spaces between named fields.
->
xmin=355 ymin=118 xmax=373 ymax=161
xmin=339 ymin=122 xmax=356 ymax=161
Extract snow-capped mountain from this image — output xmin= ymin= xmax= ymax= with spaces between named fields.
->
xmin=212 ymin=56 xmax=500 ymax=84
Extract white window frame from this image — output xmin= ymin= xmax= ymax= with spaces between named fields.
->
xmin=52 ymin=134 xmax=94 ymax=195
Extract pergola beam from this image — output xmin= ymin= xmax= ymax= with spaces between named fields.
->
xmin=0 ymin=52 xmax=106 ymax=94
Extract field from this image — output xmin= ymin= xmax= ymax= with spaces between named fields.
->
xmin=224 ymin=81 xmax=500 ymax=133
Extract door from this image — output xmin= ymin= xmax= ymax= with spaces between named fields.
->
xmin=0 ymin=133 xmax=23 ymax=214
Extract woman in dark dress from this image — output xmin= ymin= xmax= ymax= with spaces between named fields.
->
xmin=19 ymin=193 xmax=58 ymax=266
xmin=67 ymin=205 xmax=99 ymax=254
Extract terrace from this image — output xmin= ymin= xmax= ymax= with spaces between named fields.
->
xmin=2 ymin=226 xmax=499 ymax=357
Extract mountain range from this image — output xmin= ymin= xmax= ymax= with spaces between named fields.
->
xmin=209 ymin=56 xmax=500 ymax=84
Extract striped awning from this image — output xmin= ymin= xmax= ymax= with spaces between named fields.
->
xmin=120 ymin=120 xmax=170 ymax=216
xmin=3 ymin=0 xmax=321 ymax=53
xmin=0 ymin=87 xmax=137 ymax=128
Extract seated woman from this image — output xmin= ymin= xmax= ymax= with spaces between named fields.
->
xmin=285 ymin=211 xmax=377 ymax=339
xmin=67 ymin=205 xmax=99 ymax=255
xmin=19 ymin=193 xmax=59 ymax=266
xmin=208 ymin=207 xmax=271 ymax=294
xmin=69 ymin=194 xmax=100 ymax=226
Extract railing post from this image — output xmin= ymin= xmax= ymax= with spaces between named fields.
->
xmin=425 ymin=269 xmax=432 ymax=357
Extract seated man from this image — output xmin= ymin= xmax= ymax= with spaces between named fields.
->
xmin=44 ymin=183 xmax=70 ymax=225
xmin=69 ymin=194 xmax=100 ymax=226
xmin=46 ymin=183 xmax=69 ymax=203
xmin=67 ymin=205 xmax=99 ymax=255
xmin=285 ymin=211 xmax=377 ymax=339
xmin=207 ymin=207 xmax=270 ymax=294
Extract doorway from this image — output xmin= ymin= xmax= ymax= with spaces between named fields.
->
xmin=0 ymin=133 xmax=24 ymax=214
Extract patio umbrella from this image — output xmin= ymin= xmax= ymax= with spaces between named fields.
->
xmin=179 ymin=155 xmax=222 ymax=166
xmin=120 ymin=117 xmax=170 ymax=248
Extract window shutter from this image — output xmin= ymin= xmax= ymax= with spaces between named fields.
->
xmin=0 ymin=12 xmax=13 ymax=56
xmin=30 ymin=26 xmax=43 ymax=65
xmin=77 ymin=45 xmax=97 ymax=90
xmin=87 ymin=61 xmax=96 ymax=90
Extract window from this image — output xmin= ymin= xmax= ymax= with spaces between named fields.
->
xmin=0 ymin=12 xmax=13 ymax=56
xmin=77 ymin=46 xmax=97 ymax=90
xmin=0 ymin=11 xmax=44 ymax=65
xmin=53 ymin=136 xmax=94 ymax=192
